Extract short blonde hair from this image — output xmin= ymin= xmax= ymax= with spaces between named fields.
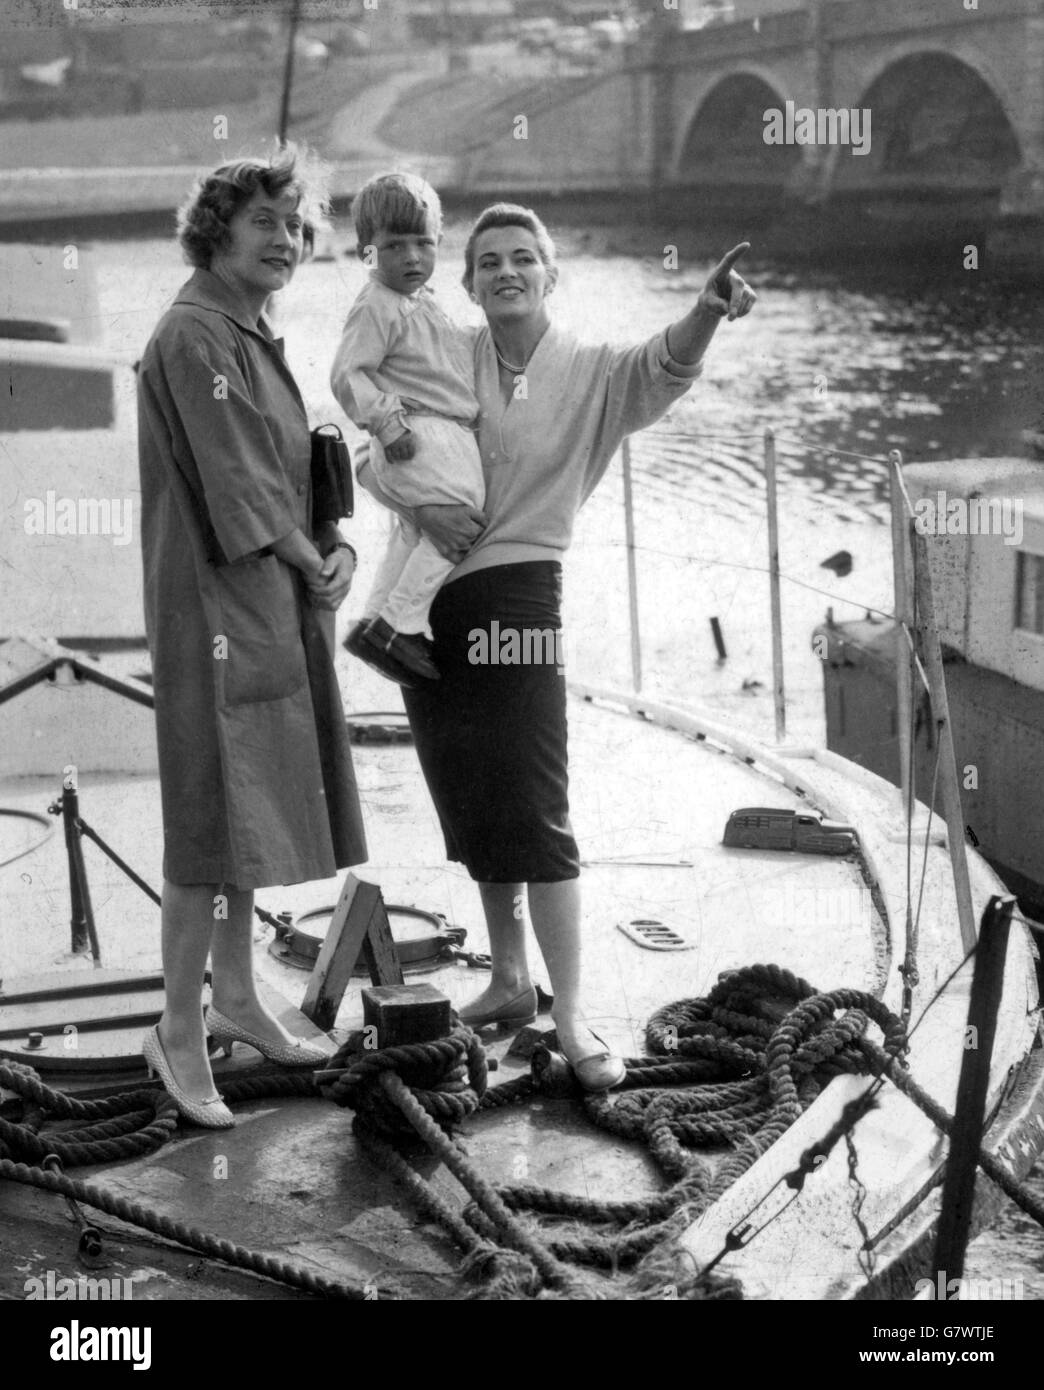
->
xmin=351 ymin=172 xmax=442 ymax=254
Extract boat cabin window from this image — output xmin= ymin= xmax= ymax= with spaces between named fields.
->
xmin=1014 ymin=550 xmax=1044 ymax=635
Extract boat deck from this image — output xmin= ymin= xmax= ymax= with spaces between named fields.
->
xmin=0 ymin=684 xmax=881 ymax=1037
xmin=0 ymin=677 xmax=1040 ymax=1300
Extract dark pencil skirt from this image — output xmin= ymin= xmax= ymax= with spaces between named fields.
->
xmin=402 ymin=561 xmax=580 ymax=883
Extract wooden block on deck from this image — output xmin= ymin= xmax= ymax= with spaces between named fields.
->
xmin=301 ymin=874 xmax=404 ymax=1032
xmin=362 ymin=984 xmax=451 ymax=1049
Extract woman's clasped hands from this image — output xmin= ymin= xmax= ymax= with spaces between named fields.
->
xmin=306 ymin=546 xmax=355 ymax=610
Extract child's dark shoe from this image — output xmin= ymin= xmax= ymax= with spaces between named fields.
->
xmin=343 ymin=618 xmax=420 ymax=687
xmin=355 ymin=617 xmax=439 ymax=683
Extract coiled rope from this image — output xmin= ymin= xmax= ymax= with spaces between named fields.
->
xmin=0 ymin=1059 xmax=395 ymax=1299
xmin=4 ymin=963 xmax=1040 ymax=1301
xmin=320 ymin=964 xmax=911 ymax=1299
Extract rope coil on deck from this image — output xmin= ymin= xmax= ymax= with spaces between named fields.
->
xmin=318 ymin=1024 xmax=595 ymax=1298
xmin=3 ymin=964 xmax=1040 ymax=1300
xmin=0 ymin=1058 xmax=389 ymax=1299
xmin=317 ymin=964 xmax=912 ymax=1299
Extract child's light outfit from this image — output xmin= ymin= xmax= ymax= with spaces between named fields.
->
xmin=330 ymin=275 xmax=484 ymax=635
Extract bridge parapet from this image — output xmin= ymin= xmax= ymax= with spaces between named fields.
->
xmin=668 ymin=0 xmax=1041 ymax=65
xmin=666 ymin=9 xmax=810 ymax=65
xmin=822 ymin=0 xmax=1040 ymax=41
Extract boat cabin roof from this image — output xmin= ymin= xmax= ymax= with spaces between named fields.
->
xmin=905 ymin=458 xmax=1044 ymax=521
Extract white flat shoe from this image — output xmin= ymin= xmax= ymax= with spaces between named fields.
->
xmin=142 ymin=1026 xmax=234 ymax=1129
xmin=205 ymin=1006 xmax=329 ymax=1067
xmin=558 ymin=1026 xmax=626 ymax=1092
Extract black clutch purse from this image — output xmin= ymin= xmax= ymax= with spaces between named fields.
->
xmin=310 ymin=424 xmax=354 ymax=525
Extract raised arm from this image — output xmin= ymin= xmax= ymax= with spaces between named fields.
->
xmin=665 ymin=242 xmax=757 ymax=367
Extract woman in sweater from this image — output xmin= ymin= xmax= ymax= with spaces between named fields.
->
xmin=357 ymin=203 xmax=755 ymax=1089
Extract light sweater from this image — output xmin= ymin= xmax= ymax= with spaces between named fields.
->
xmin=451 ymin=321 xmax=702 ymax=579
xmin=355 ymin=319 xmax=703 ymax=578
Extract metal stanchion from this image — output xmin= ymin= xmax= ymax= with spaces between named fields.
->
xmin=56 ymin=769 xmax=101 ymax=964
xmin=931 ymin=894 xmax=1015 ymax=1283
xmin=764 ymin=429 xmax=785 ymax=741
xmin=888 ymin=450 xmax=913 ymax=817
xmin=621 ymin=437 xmax=643 ymax=693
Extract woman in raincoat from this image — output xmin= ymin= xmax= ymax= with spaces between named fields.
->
xmin=137 ymin=147 xmax=366 ymax=1126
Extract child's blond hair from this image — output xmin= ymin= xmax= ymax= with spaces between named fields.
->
xmin=351 ymin=172 xmax=442 ymax=256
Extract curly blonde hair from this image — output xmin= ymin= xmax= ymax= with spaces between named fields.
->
xmin=350 ymin=171 xmax=442 ymax=255
xmin=177 ymin=143 xmax=330 ymax=268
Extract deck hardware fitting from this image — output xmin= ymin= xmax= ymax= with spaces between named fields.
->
xmin=616 ymin=919 xmax=692 ymax=951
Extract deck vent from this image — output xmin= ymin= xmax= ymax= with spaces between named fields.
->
xmin=616 ymin=918 xmax=692 ymax=951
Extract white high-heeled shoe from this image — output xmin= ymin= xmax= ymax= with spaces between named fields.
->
xmin=204 ymin=1006 xmax=330 ymax=1067
xmin=142 ymin=1026 xmax=235 ymax=1129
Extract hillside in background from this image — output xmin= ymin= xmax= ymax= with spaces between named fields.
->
xmin=0 ymin=57 xmax=401 ymax=170
xmin=376 ymin=69 xmax=585 ymax=155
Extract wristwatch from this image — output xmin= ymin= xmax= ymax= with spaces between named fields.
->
xmin=328 ymin=540 xmax=358 ymax=564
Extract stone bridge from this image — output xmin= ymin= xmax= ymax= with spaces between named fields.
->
xmin=463 ymin=0 xmax=1044 ymax=252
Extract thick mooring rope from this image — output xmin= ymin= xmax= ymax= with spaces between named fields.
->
xmin=319 ymin=964 xmax=911 ymax=1299
xmin=0 ymin=1059 xmax=394 ymax=1299
xmin=4 ymin=961 xmax=1041 ymax=1301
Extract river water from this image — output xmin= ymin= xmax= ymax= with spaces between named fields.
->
xmin=61 ymin=223 xmax=1044 ymax=1296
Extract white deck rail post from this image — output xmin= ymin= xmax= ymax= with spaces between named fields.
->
xmin=763 ymin=429 xmax=786 ymax=742
xmin=910 ymin=527 xmax=978 ymax=954
xmin=621 ymin=437 xmax=642 ymax=693
xmin=889 ymin=450 xmax=913 ymax=817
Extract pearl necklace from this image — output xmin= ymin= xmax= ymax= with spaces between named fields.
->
xmin=494 ymin=344 xmax=529 ymax=375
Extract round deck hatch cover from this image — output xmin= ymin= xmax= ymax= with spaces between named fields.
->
xmin=268 ymin=904 xmax=461 ymax=973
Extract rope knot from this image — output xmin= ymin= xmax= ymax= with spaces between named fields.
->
xmin=460 ymin=1246 xmax=544 ymax=1299
xmin=321 ymin=1024 xmax=487 ymax=1139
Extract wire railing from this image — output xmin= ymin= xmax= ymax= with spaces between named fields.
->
xmin=617 ymin=426 xmax=907 ymax=724
xmin=614 ymin=423 xmax=978 ymax=962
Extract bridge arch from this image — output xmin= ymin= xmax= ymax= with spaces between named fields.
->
xmin=830 ymin=50 xmax=1021 ymax=193
xmin=673 ymin=71 xmax=802 ymax=188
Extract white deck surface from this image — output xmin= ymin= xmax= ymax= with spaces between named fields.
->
xmin=1 ymin=679 xmax=881 ymax=1052
xmin=1 ymin=674 xmax=1039 ymax=1299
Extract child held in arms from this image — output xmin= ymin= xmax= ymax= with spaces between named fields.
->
xmin=331 ymin=172 xmax=484 ymax=684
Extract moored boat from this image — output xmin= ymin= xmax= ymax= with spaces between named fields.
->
xmin=1 ymin=635 xmax=1041 ymax=1300
xmin=1 ymin=244 xmax=1041 ymax=1303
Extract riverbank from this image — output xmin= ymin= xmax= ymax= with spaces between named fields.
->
xmin=2 ymin=47 xmax=1041 ymax=275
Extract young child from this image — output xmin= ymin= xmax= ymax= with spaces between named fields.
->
xmin=330 ymin=172 xmax=484 ymax=685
